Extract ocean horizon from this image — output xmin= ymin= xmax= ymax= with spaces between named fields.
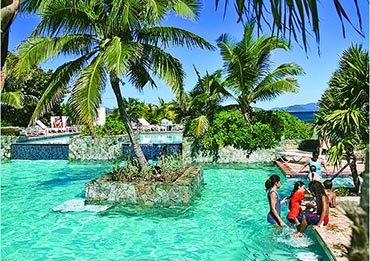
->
xmin=288 ymin=110 xmax=319 ymax=122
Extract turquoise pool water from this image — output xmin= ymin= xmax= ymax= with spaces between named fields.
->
xmin=2 ymin=161 xmax=330 ymax=260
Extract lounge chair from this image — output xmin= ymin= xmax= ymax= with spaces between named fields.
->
xmin=275 ymin=150 xmax=312 ymax=163
xmin=35 ymin=119 xmax=62 ymax=134
xmin=138 ymin=118 xmax=154 ymax=132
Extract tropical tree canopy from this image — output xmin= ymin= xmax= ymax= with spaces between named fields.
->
xmin=315 ymin=43 xmax=369 ymax=261
xmin=15 ymin=0 xmax=214 ymax=169
xmin=316 ymin=44 xmax=369 ymax=162
xmin=215 ymin=0 xmax=365 ymax=52
xmin=217 ymin=22 xmax=305 ymax=125
xmin=181 ymin=67 xmax=228 ymax=137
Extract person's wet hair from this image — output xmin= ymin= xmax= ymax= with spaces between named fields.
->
xmin=323 ymin=180 xmax=333 ymax=189
xmin=309 ymin=180 xmax=325 ymax=197
xmin=265 ymin=175 xmax=280 ymax=191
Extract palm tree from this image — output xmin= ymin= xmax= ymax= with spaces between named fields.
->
xmin=183 ymin=67 xmax=228 ymax=137
xmin=216 ymin=22 xmax=304 ymax=126
xmin=214 ymin=0 xmax=365 ymax=52
xmin=16 ymin=0 xmax=214 ymax=169
xmin=316 ymin=44 xmax=368 ymax=194
xmin=315 ymin=44 xmax=369 ymax=260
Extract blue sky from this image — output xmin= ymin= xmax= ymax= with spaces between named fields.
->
xmin=8 ymin=1 xmax=369 ymax=110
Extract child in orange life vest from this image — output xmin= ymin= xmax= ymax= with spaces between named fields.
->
xmin=287 ymin=181 xmax=312 ymax=227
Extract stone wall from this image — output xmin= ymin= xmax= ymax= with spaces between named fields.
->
xmin=1 ymin=135 xmax=18 ymax=161
xmin=69 ymin=135 xmax=130 ymax=161
xmin=85 ymin=166 xmax=204 ymax=206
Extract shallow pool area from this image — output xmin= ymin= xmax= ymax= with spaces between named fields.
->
xmin=1 ymin=161 xmax=330 ymax=260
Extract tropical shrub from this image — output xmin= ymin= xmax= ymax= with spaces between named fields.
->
xmin=110 ymin=154 xmax=186 ymax=183
xmin=202 ymin=109 xmax=277 ymax=155
xmin=80 ymin=116 xmax=127 ymax=136
xmin=253 ymin=110 xmax=312 ymax=140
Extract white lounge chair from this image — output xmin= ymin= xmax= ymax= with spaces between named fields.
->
xmin=138 ymin=118 xmax=153 ymax=132
xmin=35 ymin=119 xmax=62 ymax=134
xmin=275 ymin=150 xmax=312 ymax=163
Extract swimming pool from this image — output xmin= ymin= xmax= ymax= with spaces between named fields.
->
xmin=1 ymin=161 xmax=330 ymax=260
xmin=19 ymin=132 xmax=183 ymax=145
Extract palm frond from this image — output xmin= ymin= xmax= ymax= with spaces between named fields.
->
xmin=170 ymin=0 xmax=201 ymax=20
xmin=33 ymin=0 xmax=98 ymax=37
xmin=138 ymin=26 xmax=215 ymax=50
xmin=1 ymin=91 xmax=25 ymax=109
xmin=29 ymin=53 xmax=95 ymax=125
xmin=69 ymin=55 xmax=106 ymax=129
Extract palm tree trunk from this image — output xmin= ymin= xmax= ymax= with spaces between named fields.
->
xmin=110 ymin=75 xmax=148 ymax=169
xmin=345 ymin=151 xmax=360 ymax=194
xmin=1 ymin=0 xmax=21 ymax=91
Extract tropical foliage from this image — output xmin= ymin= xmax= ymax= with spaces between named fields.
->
xmin=1 ymin=53 xmax=58 ymax=127
xmin=16 ymin=0 xmax=214 ymax=169
xmin=216 ymin=22 xmax=305 ymax=125
xmin=315 ymin=44 xmax=369 ymax=260
xmin=181 ymin=67 xmax=228 ymax=137
xmin=215 ymin=0 xmax=365 ymax=52
xmin=253 ymin=110 xmax=312 ymax=140
xmin=200 ymin=109 xmax=276 ymax=160
xmin=315 ymin=44 xmax=368 ymax=194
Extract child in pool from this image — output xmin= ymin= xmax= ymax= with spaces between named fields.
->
xmin=293 ymin=181 xmax=329 ymax=238
xmin=265 ymin=175 xmax=288 ymax=227
xmin=323 ymin=180 xmax=336 ymax=208
xmin=307 ymin=165 xmax=321 ymax=182
xmin=287 ymin=181 xmax=312 ymax=227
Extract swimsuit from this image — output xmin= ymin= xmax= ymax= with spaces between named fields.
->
xmin=267 ymin=189 xmax=281 ymax=225
xmin=287 ymin=191 xmax=305 ymax=222
xmin=309 ymin=159 xmax=323 ymax=176
xmin=298 ymin=213 xmax=329 ymax=226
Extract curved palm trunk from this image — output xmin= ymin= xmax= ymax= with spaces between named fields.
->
xmin=345 ymin=151 xmax=360 ymax=194
xmin=1 ymin=0 xmax=21 ymax=91
xmin=110 ymin=75 xmax=148 ymax=169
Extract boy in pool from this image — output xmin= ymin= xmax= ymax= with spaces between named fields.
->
xmin=307 ymin=165 xmax=321 ymax=182
xmin=323 ymin=180 xmax=336 ymax=208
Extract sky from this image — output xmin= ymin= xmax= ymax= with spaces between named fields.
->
xmin=8 ymin=1 xmax=369 ymax=110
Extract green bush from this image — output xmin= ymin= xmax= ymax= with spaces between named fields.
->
xmin=202 ymin=109 xmax=277 ymax=156
xmin=80 ymin=116 xmax=127 ymax=136
xmin=253 ymin=110 xmax=312 ymax=140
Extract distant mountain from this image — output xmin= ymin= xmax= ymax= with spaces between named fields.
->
xmin=271 ymin=102 xmax=319 ymax=112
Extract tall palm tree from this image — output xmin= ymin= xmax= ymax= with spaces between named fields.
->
xmin=16 ymin=0 xmax=214 ymax=169
xmin=216 ymin=22 xmax=304 ymax=125
xmin=315 ymin=44 xmax=369 ymax=260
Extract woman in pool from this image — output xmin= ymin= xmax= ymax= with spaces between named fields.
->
xmin=296 ymin=151 xmax=329 ymax=178
xmin=293 ymin=181 xmax=329 ymax=238
xmin=265 ymin=175 xmax=287 ymax=227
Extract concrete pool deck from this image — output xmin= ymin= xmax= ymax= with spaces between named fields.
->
xmin=275 ymin=155 xmax=365 ymax=261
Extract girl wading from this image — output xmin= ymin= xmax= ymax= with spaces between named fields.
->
xmin=265 ymin=175 xmax=288 ymax=226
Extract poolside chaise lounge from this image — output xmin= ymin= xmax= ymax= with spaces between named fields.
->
xmin=35 ymin=119 xmax=63 ymax=133
xmin=275 ymin=150 xmax=313 ymax=163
